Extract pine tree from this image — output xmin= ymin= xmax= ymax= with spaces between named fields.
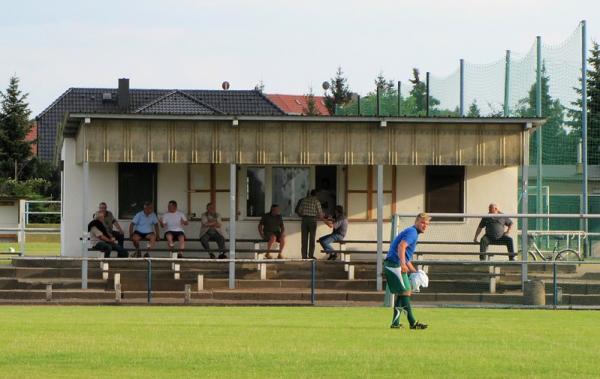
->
xmin=0 ymin=76 xmax=32 ymax=179
xmin=569 ymin=41 xmax=600 ymax=165
xmin=303 ymin=87 xmax=320 ymax=116
xmin=408 ymin=68 xmax=440 ymax=116
xmin=374 ymin=71 xmax=396 ymax=96
xmin=254 ymin=80 xmax=265 ymax=93
xmin=467 ymin=100 xmax=481 ymax=117
xmin=324 ymin=67 xmax=352 ymax=115
xmin=515 ymin=65 xmax=574 ymax=164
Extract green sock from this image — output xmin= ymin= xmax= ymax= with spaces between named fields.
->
xmin=400 ymin=296 xmax=416 ymax=326
xmin=391 ymin=296 xmax=402 ymax=326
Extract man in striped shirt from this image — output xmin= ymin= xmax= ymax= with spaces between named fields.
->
xmin=295 ymin=190 xmax=324 ymax=259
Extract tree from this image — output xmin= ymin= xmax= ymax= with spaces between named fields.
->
xmin=0 ymin=76 xmax=33 ymax=179
xmin=374 ymin=71 xmax=396 ymax=96
xmin=324 ymin=67 xmax=352 ymax=115
xmin=408 ymin=68 xmax=440 ymax=116
xmin=303 ymin=87 xmax=320 ymax=116
xmin=568 ymin=40 xmax=600 ymax=165
xmin=467 ymin=100 xmax=481 ymax=117
xmin=515 ymin=65 xmax=574 ymax=164
xmin=254 ymin=80 xmax=265 ymax=93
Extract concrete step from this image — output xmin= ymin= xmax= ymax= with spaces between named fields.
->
xmin=15 ymin=278 xmax=107 ymax=290
xmin=15 ymin=267 xmax=103 ymax=279
xmin=0 ymin=267 xmax=15 ymax=277
xmin=0 ymin=278 xmax=18 ymax=289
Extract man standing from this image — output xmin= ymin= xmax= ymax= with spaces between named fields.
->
xmin=318 ymin=205 xmax=348 ymax=261
xmin=159 ymin=200 xmax=188 ymax=258
xmin=384 ymin=213 xmax=430 ymax=330
xmin=295 ymin=190 xmax=323 ymax=259
xmin=258 ymin=204 xmax=286 ymax=259
xmin=473 ymin=203 xmax=515 ymax=261
xmin=129 ymin=202 xmax=160 ymax=258
xmin=95 ymin=202 xmax=125 ymax=247
xmin=199 ymin=202 xmax=227 ymax=259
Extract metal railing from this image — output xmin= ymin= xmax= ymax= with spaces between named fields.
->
xmin=11 ymin=256 xmax=318 ymax=305
xmin=0 ymin=200 xmax=61 ymax=256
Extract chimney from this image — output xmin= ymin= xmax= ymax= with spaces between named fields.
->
xmin=118 ymin=78 xmax=130 ymax=110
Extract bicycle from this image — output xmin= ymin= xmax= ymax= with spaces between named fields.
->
xmin=524 ymin=234 xmax=582 ymax=262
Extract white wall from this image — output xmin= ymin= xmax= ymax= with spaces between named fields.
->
xmin=61 ymin=139 xmax=83 ymax=257
xmin=0 ymin=200 xmax=19 ymax=229
xmin=61 ymin=160 xmax=519 ymax=257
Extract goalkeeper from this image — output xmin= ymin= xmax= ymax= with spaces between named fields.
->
xmin=384 ymin=213 xmax=430 ymax=330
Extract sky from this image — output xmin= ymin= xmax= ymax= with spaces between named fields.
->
xmin=1 ymin=0 xmax=599 ymax=116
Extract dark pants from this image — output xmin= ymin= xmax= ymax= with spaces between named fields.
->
xmin=93 ymin=241 xmax=128 ymax=258
xmin=111 ymin=231 xmax=125 ymax=247
xmin=200 ymin=229 xmax=226 ymax=253
xmin=480 ymin=235 xmax=515 ymax=261
xmin=301 ymin=216 xmax=317 ymax=259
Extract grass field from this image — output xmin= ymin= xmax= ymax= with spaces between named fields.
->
xmin=0 ymin=307 xmax=598 ymax=378
xmin=0 ymin=242 xmax=60 ymax=256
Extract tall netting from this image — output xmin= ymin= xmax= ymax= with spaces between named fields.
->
xmin=429 ymin=68 xmax=460 ymax=115
xmin=463 ymin=58 xmax=506 ymax=116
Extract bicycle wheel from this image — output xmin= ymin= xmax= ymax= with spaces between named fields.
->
xmin=527 ymin=251 xmax=538 ymax=261
xmin=556 ymin=249 xmax=581 ymax=261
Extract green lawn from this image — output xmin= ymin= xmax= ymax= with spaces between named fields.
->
xmin=0 ymin=307 xmax=598 ymax=378
xmin=0 ymin=242 xmax=60 ymax=256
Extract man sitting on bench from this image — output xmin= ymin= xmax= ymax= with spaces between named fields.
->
xmin=129 ymin=202 xmax=160 ymax=258
xmin=318 ymin=205 xmax=347 ymax=261
xmin=159 ymin=200 xmax=188 ymax=258
xmin=258 ymin=204 xmax=285 ymax=259
xmin=473 ymin=203 xmax=515 ymax=261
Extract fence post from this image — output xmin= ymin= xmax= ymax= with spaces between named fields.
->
xmin=310 ymin=259 xmax=316 ymax=305
xmin=147 ymin=258 xmax=152 ymax=304
xmin=535 ymin=35 xmax=543 ymax=236
xmin=18 ymin=199 xmax=26 ymax=256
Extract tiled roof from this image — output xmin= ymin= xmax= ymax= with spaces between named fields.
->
xmin=267 ymin=94 xmax=330 ymax=116
xmin=135 ymin=91 xmax=220 ymax=115
xmin=36 ymin=87 xmax=284 ymax=161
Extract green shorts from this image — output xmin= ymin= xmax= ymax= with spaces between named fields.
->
xmin=384 ymin=260 xmax=411 ymax=294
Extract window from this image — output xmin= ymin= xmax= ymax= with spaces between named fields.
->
xmin=425 ymin=166 xmax=464 ymax=221
xmin=345 ymin=166 xmax=395 ymax=221
xmin=188 ymin=164 xmax=231 ymax=219
xmin=246 ymin=167 xmax=265 ymax=217
xmin=272 ymin=167 xmax=309 ymax=217
xmin=118 ymin=163 xmax=157 ymax=219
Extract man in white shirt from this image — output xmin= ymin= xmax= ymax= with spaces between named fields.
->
xmin=159 ymin=200 xmax=189 ymax=258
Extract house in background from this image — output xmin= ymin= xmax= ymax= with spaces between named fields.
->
xmin=267 ymin=94 xmax=330 ymax=116
xmin=26 ymin=121 xmax=37 ymax=156
xmin=35 ymin=79 xmax=284 ymax=162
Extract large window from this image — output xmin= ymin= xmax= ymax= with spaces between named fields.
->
xmin=118 ymin=163 xmax=157 ymax=219
xmin=272 ymin=167 xmax=309 ymax=217
xmin=246 ymin=167 xmax=265 ymax=217
xmin=188 ymin=164 xmax=230 ymax=219
xmin=425 ymin=166 xmax=464 ymax=221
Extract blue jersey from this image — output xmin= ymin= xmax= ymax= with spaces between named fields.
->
xmin=386 ymin=225 xmax=419 ymax=264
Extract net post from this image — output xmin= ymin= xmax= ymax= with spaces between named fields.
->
xmin=376 ymin=164 xmax=384 ymax=291
xmin=504 ymin=50 xmax=511 ymax=116
xmin=581 ymin=20 xmax=589 ymax=257
xmin=397 ymin=80 xmax=401 ymax=116
xmin=459 ymin=59 xmax=465 ymax=117
xmin=426 ymin=72 xmax=430 ymax=117
xmin=535 ymin=36 xmax=543 ymax=237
